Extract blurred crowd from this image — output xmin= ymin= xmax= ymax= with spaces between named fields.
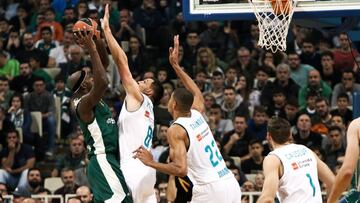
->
xmin=0 ymin=0 xmax=358 ymax=202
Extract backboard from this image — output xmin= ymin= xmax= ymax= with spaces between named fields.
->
xmin=183 ymin=0 xmax=360 ymax=21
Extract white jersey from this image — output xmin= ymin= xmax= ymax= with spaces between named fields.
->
xmin=118 ymin=94 xmax=156 ymax=201
xmin=269 ymin=144 xmax=322 ymax=203
xmin=118 ymin=94 xmax=155 ymax=162
xmin=173 ymin=109 xmax=233 ymax=185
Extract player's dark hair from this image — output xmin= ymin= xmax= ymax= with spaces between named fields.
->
xmin=150 ymin=77 xmax=164 ymax=105
xmin=267 ymin=116 xmax=291 ymax=144
xmin=173 ymin=88 xmax=194 ymax=112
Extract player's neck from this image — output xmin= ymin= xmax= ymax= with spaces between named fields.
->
xmin=173 ymin=110 xmax=191 ymax=120
xmin=272 ymin=141 xmax=291 ymax=149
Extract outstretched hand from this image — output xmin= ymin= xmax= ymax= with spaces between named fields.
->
xmin=169 ymin=35 xmax=180 ymax=67
xmin=101 ymin=4 xmax=110 ymax=31
xmin=133 ymin=145 xmax=154 ymax=166
xmin=74 ymin=27 xmax=95 ymax=49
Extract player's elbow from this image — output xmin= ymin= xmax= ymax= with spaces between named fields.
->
xmin=175 ymin=167 xmax=187 ymax=177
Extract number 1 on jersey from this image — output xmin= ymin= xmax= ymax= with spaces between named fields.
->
xmin=306 ymin=173 xmax=316 ymax=197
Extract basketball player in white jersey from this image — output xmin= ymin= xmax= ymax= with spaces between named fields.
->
xmin=134 ymin=35 xmax=241 ymax=203
xmin=101 ymin=5 xmax=164 ymax=203
xmin=257 ymin=117 xmax=335 ymax=203
xmin=327 ymin=117 xmax=360 ymax=203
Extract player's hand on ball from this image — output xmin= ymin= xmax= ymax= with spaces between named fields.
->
xmin=133 ymin=145 xmax=153 ymax=166
xmin=101 ymin=4 xmax=110 ymax=31
xmin=74 ymin=27 xmax=95 ymax=49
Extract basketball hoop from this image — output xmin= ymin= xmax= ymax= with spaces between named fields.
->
xmin=249 ymin=0 xmax=298 ymax=53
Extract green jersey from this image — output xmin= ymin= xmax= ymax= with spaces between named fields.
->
xmin=75 ymin=99 xmax=118 ymax=158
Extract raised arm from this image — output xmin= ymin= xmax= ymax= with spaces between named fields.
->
xmin=327 ymin=118 xmax=360 ymax=203
xmin=169 ymin=35 xmax=205 ymax=113
xmin=76 ymin=29 xmax=109 ymax=123
xmin=101 ymin=4 xmax=142 ymax=107
xmin=133 ymin=125 xmax=188 ymax=177
xmin=257 ymin=155 xmax=281 ymax=203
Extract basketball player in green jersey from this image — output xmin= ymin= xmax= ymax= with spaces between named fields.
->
xmin=68 ymin=28 xmax=132 ymax=203
xmin=327 ymin=118 xmax=360 ymax=203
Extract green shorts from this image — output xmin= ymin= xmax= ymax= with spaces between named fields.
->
xmin=87 ymin=154 xmax=133 ymax=203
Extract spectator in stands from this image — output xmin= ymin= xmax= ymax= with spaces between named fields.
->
xmin=330 ymin=114 xmax=347 ymax=133
xmin=312 ymin=97 xmax=332 ymax=135
xmin=241 ymin=139 xmax=264 ymax=174
xmin=320 ymin=51 xmax=341 ymax=88
xmin=222 ymin=114 xmax=254 ymax=159
xmin=67 ymin=197 xmax=81 ymax=203
xmin=0 ymin=76 xmax=14 ymax=110
xmin=60 ymin=44 xmax=88 ymax=76
xmin=203 ymin=92 xmax=215 ymax=117
xmin=208 ymin=103 xmax=234 ymax=140
xmin=195 ymin=70 xmax=211 ymax=94
xmin=266 ymin=88 xmax=286 ymax=118
xmin=7 ymin=93 xmax=31 ymax=143
xmin=323 ymin=125 xmax=346 ymax=171
xmin=235 ymin=74 xmax=250 ymax=105
xmin=247 ymin=106 xmax=268 ymax=141
xmin=229 ymin=164 xmax=247 ymax=186
xmin=331 ymin=69 xmax=360 ymax=107
xmin=133 ymin=0 xmax=167 ymax=45
xmin=151 ymin=123 xmax=169 ymax=162
xmin=52 ymin=76 xmax=72 ymax=140
xmin=61 ymin=7 xmax=77 ymax=28
xmin=200 ymin=21 xmax=229 ymax=59
xmin=207 ymin=70 xmax=225 ymax=104
xmin=34 ymin=26 xmax=59 ymax=55
xmin=183 ymin=30 xmax=202 ymax=71
xmin=0 ymin=106 xmax=15 ymax=147
xmin=9 ymin=4 xmax=30 ymax=34
xmin=36 ymin=187 xmax=52 ymax=203
xmin=24 ymin=77 xmax=56 ymax=156
xmin=195 ymin=47 xmax=226 ymax=77
xmin=254 ymin=172 xmax=265 ymax=191
xmin=261 ymin=63 xmax=300 ymax=107
xmin=76 ymin=186 xmax=93 ymax=203
xmin=75 ymin=1 xmax=89 ymax=20
xmin=48 ymin=29 xmax=75 ymax=67
xmin=51 ymin=133 xmax=87 ymax=178
xmin=330 ymin=93 xmax=352 ymax=126
xmin=35 ymin=8 xmax=64 ymax=42
xmin=299 ymin=38 xmax=321 ymax=69
xmin=15 ymin=32 xmax=48 ymax=67
xmin=54 ymin=168 xmax=79 ymax=203
xmin=292 ymin=113 xmax=323 ymax=149
xmin=224 ymin=66 xmax=238 ymax=87
xmin=332 ymin=32 xmax=359 ymax=70
xmin=297 ymin=90 xmax=318 ymax=119
xmin=21 ymin=168 xmax=45 ymax=195
xmin=284 ymin=97 xmax=299 ymax=127
xmin=287 ymin=52 xmax=314 ymax=88
xmin=10 ymin=62 xmax=37 ymax=95
xmin=298 ymin=69 xmax=332 ymax=108
xmin=249 ymin=67 xmax=270 ymax=108
xmin=0 ymin=50 xmax=20 ymax=80
xmin=221 ymin=86 xmax=248 ymax=120
xmin=115 ymin=8 xmax=139 ymax=42
xmin=5 ymin=28 xmax=21 ymax=57
xmin=12 ymin=186 xmax=31 ymax=203
xmin=0 ymin=129 xmax=35 ymax=190
xmin=126 ymin=35 xmax=147 ymax=80
xmin=231 ymin=47 xmax=258 ymax=80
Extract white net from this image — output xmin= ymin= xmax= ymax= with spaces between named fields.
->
xmin=248 ymin=0 xmax=298 ymax=53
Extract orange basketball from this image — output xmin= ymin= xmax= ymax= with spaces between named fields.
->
xmin=271 ymin=0 xmax=291 ymax=15
xmin=72 ymin=18 xmax=100 ymax=40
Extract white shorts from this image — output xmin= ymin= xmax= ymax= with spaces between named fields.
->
xmin=191 ymin=177 xmax=241 ymax=203
xmin=121 ymin=159 xmax=157 ymax=203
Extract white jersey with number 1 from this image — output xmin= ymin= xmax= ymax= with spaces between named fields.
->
xmin=269 ymin=144 xmax=322 ymax=203
xmin=173 ymin=109 xmax=241 ymax=203
xmin=118 ymin=94 xmax=156 ymax=203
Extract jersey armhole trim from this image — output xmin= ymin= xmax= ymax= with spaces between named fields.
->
xmin=172 ymin=123 xmax=190 ymax=152
xmin=75 ymin=99 xmax=96 ymax=125
xmin=124 ymin=94 xmax=145 ymax=113
xmin=268 ymin=153 xmax=284 ymax=180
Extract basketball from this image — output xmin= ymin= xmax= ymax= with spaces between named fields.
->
xmin=271 ymin=0 xmax=291 ymax=15
xmin=72 ymin=18 xmax=100 ymax=40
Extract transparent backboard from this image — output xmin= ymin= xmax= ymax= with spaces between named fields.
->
xmin=183 ymin=0 xmax=360 ymax=20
